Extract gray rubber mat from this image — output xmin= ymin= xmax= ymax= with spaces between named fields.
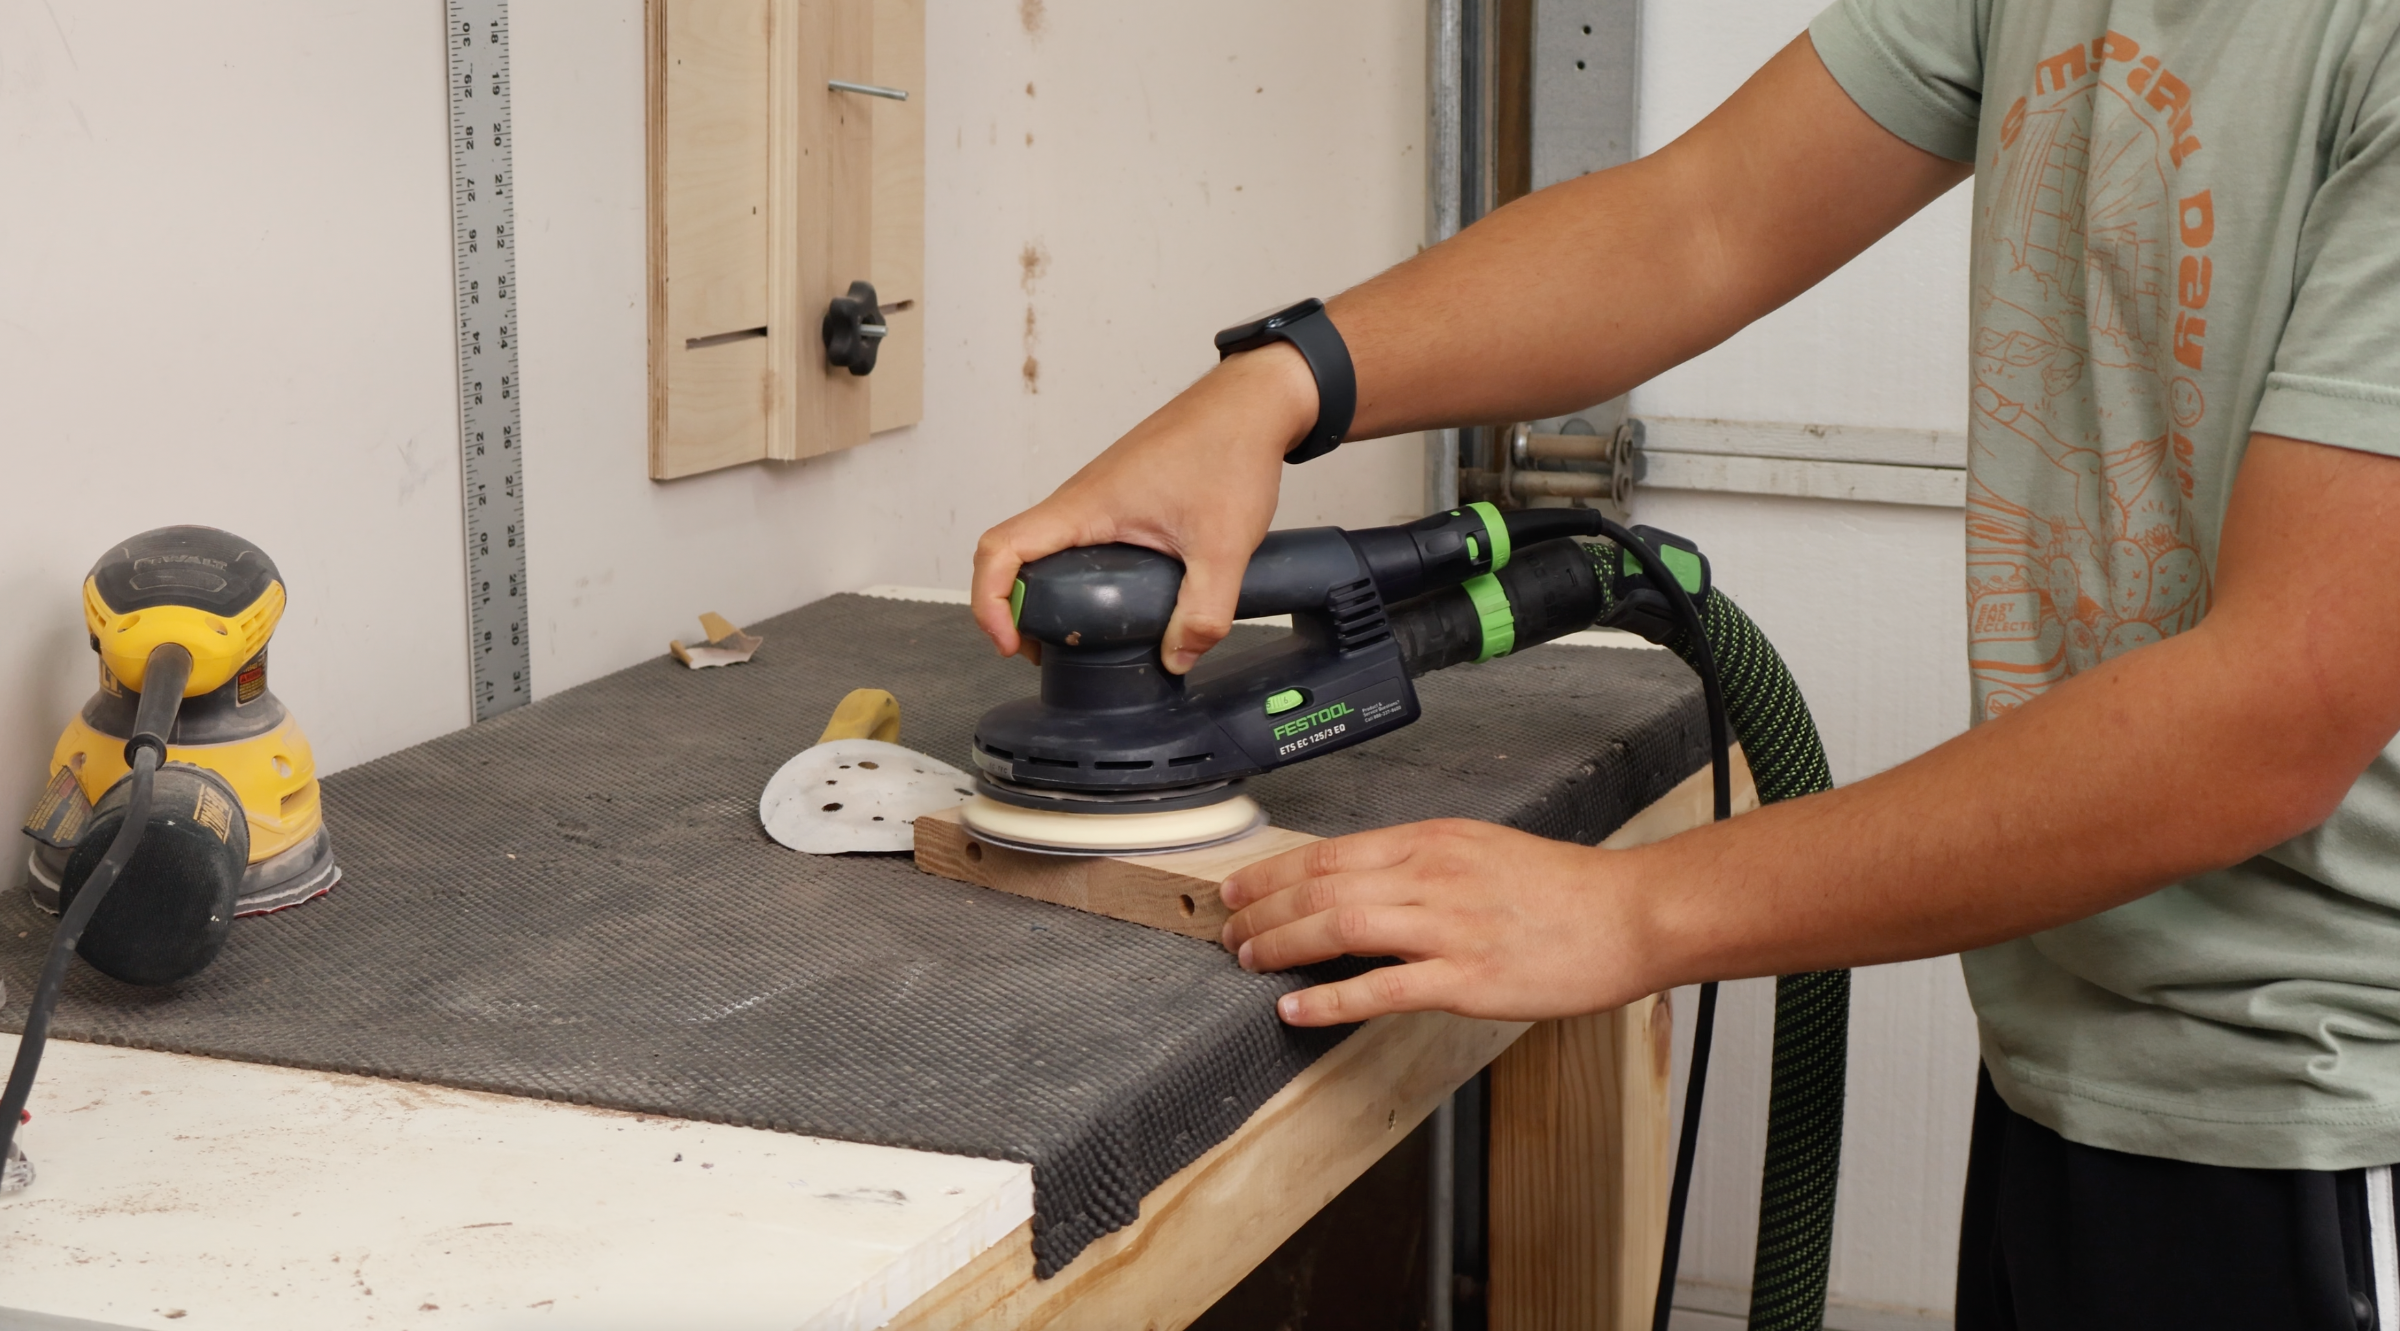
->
xmin=2 ymin=594 xmax=1704 ymax=1276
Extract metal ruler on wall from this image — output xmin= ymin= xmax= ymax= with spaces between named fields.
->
xmin=445 ymin=0 xmax=533 ymax=721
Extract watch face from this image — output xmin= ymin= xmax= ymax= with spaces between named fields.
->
xmin=1234 ymin=297 xmax=1322 ymax=333
xmin=1215 ymin=296 xmax=1324 ymax=358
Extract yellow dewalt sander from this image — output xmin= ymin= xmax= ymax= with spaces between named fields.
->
xmin=21 ymin=525 xmax=338 ymax=927
xmin=6 ymin=525 xmax=337 ymax=1189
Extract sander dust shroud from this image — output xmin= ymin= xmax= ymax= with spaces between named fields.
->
xmin=974 ymin=503 xmax=1845 ymax=1331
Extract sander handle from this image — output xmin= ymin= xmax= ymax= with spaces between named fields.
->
xmin=125 ymin=643 xmax=194 ymax=766
xmin=1231 ymin=506 xmax=1615 ymax=619
xmin=1011 ymin=506 xmax=1628 ymax=650
xmin=1386 ymin=538 xmax=1607 ymax=675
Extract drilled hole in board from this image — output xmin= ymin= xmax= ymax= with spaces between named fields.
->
xmin=1178 ymin=894 xmax=1196 ymax=917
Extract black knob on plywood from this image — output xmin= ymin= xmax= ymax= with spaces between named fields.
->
xmin=822 ymin=280 xmax=888 ymax=376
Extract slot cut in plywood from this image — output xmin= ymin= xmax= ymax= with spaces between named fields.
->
xmin=647 ymin=0 xmax=924 ymax=480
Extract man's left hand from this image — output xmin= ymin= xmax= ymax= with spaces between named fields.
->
xmin=1218 ymin=820 xmax=1653 ymax=1026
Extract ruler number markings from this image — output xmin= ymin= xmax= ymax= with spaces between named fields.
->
xmin=446 ymin=0 xmax=531 ymax=720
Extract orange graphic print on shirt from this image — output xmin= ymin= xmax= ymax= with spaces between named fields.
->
xmin=1967 ymin=31 xmax=2216 ymax=719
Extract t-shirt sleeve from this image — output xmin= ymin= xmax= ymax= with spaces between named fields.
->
xmin=2251 ymin=29 xmax=2400 ymax=460
xmin=1808 ymin=0 xmax=1989 ymax=162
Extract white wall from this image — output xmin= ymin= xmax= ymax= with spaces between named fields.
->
xmin=0 ymin=2 xmax=473 ymax=821
xmin=0 ymin=0 xmax=1429 ymax=832
xmin=1632 ymin=0 xmax=1982 ymax=1319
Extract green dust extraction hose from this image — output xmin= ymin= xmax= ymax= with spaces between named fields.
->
xmin=1575 ymin=537 xmax=1845 ymax=1331
xmin=1389 ymin=524 xmax=1845 ymax=1331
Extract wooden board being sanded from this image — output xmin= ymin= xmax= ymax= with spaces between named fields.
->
xmin=911 ymin=806 xmax=1315 ymax=943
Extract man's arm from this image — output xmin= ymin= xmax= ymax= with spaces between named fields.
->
xmin=1218 ymin=433 xmax=2400 ymax=1024
xmin=969 ymin=35 xmax=1968 ymax=673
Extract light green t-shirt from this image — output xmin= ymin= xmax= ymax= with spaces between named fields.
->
xmin=1812 ymin=0 xmax=2400 ymax=1169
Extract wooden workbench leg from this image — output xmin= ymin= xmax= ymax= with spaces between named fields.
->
xmin=1485 ymin=750 xmax=1754 ymax=1329
xmin=1488 ymin=995 xmax=1675 ymax=1330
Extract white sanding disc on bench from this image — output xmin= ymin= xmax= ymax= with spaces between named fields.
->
xmin=760 ymin=739 xmax=976 ymax=854
xmin=957 ymin=793 xmax=1266 ymax=856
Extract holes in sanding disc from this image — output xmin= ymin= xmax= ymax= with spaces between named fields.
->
xmin=823 ymin=802 xmax=843 ymax=812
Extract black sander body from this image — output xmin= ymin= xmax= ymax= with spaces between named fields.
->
xmin=962 ymin=503 xmax=1710 ymax=854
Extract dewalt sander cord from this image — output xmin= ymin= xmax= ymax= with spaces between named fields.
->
xmin=975 ymin=503 xmax=1841 ymax=1328
xmin=0 ymin=643 xmax=198 ymax=1179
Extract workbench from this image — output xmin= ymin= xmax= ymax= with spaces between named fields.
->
xmin=1 ymin=592 xmax=1733 ymax=1330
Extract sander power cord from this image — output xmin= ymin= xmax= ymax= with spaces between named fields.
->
xmin=0 ymin=644 xmax=195 ymax=1187
xmin=1575 ymin=530 xmax=1843 ymax=1331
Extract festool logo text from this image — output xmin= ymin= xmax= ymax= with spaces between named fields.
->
xmin=1272 ymin=702 xmax=1354 ymax=740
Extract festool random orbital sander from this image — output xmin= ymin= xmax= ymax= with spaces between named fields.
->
xmin=961 ymin=503 xmax=1710 ymax=853
xmin=964 ymin=504 xmax=1851 ymax=1331
xmin=4 ymin=526 xmax=337 ymax=1191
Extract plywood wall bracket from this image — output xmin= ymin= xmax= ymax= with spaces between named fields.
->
xmin=647 ymin=0 xmax=924 ymax=481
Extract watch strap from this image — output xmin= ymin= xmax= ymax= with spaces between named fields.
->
xmin=1216 ymin=299 xmax=1356 ymax=465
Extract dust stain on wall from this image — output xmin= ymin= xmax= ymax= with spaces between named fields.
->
xmin=1022 ymin=308 xmax=1040 ymax=394
xmin=1020 ymin=241 xmax=1049 ymax=394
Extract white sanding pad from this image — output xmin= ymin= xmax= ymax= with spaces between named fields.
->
xmin=759 ymin=739 xmax=976 ymax=854
xmin=957 ymin=793 xmax=1266 ymax=856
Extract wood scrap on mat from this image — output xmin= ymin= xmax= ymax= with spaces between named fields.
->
xmin=669 ymin=612 xmax=762 ymax=668
xmin=913 ymin=806 xmax=1316 ymax=943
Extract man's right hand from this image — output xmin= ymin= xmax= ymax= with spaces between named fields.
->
xmin=970 ymin=34 xmax=1964 ymax=676
xmin=970 ymin=341 xmax=1317 ymax=674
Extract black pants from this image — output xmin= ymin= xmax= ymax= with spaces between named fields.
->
xmin=1957 ymin=1067 xmax=2395 ymax=1330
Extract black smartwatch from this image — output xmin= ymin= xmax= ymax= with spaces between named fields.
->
xmin=1214 ymin=297 xmax=1356 ymax=465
